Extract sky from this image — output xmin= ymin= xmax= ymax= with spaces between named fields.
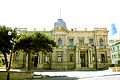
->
xmin=0 ymin=0 xmax=120 ymax=34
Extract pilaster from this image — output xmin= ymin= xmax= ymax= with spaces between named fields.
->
xmin=76 ymin=48 xmax=81 ymax=69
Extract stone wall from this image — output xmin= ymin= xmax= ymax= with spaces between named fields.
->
xmin=0 ymin=71 xmax=33 ymax=80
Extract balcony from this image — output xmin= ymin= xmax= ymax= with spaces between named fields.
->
xmin=67 ymin=46 xmax=75 ymax=49
xmin=96 ymin=46 xmax=106 ymax=49
xmin=77 ymin=44 xmax=94 ymax=47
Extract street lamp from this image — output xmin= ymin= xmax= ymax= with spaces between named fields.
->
xmin=7 ymin=28 xmax=21 ymax=80
xmin=7 ymin=28 xmax=21 ymax=70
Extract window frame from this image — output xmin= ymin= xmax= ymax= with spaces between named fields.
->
xmin=69 ymin=39 xmax=74 ymax=46
xmin=70 ymin=54 xmax=74 ymax=62
xmin=58 ymin=38 xmax=62 ymax=46
xmin=58 ymin=54 xmax=62 ymax=62
xmin=101 ymin=54 xmax=105 ymax=63
xmin=100 ymin=39 xmax=103 ymax=46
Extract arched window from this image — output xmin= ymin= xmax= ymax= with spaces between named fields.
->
xmin=58 ymin=38 xmax=62 ymax=46
xmin=100 ymin=39 xmax=103 ymax=46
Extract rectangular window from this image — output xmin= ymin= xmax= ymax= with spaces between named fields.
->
xmin=89 ymin=39 xmax=94 ymax=46
xmin=92 ymin=54 xmax=95 ymax=61
xmin=101 ymin=54 xmax=105 ymax=62
xmin=118 ymin=54 xmax=120 ymax=58
xmin=16 ymin=54 xmax=19 ymax=61
xmin=45 ymin=55 xmax=49 ymax=62
xmin=70 ymin=54 xmax=73 ymax=62
xmin=69 ymin=39 xmax=74 ymax=46
xmin=79 ymin=39 xmax=84 ymax=46
xmin=118 ymin=60 xmax=120 ymax=64
xmin=58 ymin=39 xmax=62 ymax=46
xmin=58 ymin=54 xmax=62 ymax=62
xmin=100 ymin=39 xmax=103 ymax=46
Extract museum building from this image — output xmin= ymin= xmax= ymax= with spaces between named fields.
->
xmin=12 ymin=18 xmax=111 ymax=70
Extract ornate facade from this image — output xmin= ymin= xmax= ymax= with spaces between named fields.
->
xmin=12 ymin=19 xmax=111 ymax=70
xmin=109 ymin=40 xmax=120 ymax=65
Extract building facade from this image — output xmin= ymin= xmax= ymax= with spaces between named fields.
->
xmin=12 ymin=19 xmax=111 ymax=70
xmin=109 ymin=40 xmax=120 ymax=65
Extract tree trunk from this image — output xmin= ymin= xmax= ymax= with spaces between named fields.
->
xmin=7 ymin=50 xmax=13 ymax=80
xmin=3 ymin=53 xmax=8 ymax=70
xmin=28 ymin=51 xmax=32 ymax=71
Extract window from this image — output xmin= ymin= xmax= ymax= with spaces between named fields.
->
xmin=45 ymin=55 xmax=49 ymax=62
xmin=113 ymin=48 xmax=115 ymax=52
xmin=69 ymin=39 xmax=74 ymax=46
xmin=58 ymin=38 xmax=62 ymax=46
xmin=118 ymin=60 xmax=120 ymax=64
xmin=70 ymin=54 xmax=74 ymax=62
xmin=112 ymin=55 xmax=114 ymax=59
xmin=117 ymin=46 xmax=119 ymax=51
xmin=58 ymin=54 xmax=62 ymax=62
xmin=79 ymin=39 xmax=84 ymax=46
xmin=89 ymin=39 xmax=94 ymax=46
xmin=118 ymin=54 xmax=120 ymax=58
xmin=101 ymin=54 xmax=105 ymax=62
xmin=114 ymin=54 xmax=116 ymax=58
xmin=92 ymin=54 xmax=95 ymax=61
xmin=100 ymin=39 xmax=103 ymax=46
xmin=16 ymin=53 xmax=19 ymax=61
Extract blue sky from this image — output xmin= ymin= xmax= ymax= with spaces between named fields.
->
xmin=0 ymin=0 xmax=120 ymax=33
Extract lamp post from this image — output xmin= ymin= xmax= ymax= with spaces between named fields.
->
xmin=95 ymin=46 xmax=97 ymax=69
xmin=7 ymin=28 xmax=21 ymax=80
xmin=94 ymin=32 xmax=97 ymax=69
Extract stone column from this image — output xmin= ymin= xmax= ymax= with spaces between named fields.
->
xmin=37 ymin=52 xmax=44 ymax=69
xmin=79 ymin=50 xmax=81 ymax=64
xmin=104 ymin=35 xmax=106 ymax=46
xmin=106 ymin=35 xmax=108 ymax=46
xmin=66 ymin=35 xmax=67 ymax=46
xmin=88 ymin=49 xmax=93 ymax=68
xmin=37 ymin=53 xmax=39 ymax=64
xmin=75 ymin=36 xmax=79 ymax=45
xmin=63 ymin=49 xmax=67 ymax=70
xmin=76 ymin=48 xmax=78 ymax=64
xmin=25 ymin=54 xmax=28 ymax=68
xmin=76 ymin=48 xmax=81 ymax=69
xmin=88 ymin=50 xmax=90 ymax=64
xmin=38 ymin=53 xmax=41 ymax=64
xmin=62 ymin=35 xmax=64 ymax=46
xmin=91 ymin=50 xmax=92 ymax=63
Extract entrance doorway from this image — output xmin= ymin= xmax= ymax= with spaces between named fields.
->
xmin=34 ymin=55 xmax=38 ymax=67
xmin=80 ymin=54 xmax=85 ymax=67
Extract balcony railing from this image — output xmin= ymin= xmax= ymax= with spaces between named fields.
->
xmin=96 ymin=46 xmax=106 ymax=49
xmin=67 ymin=46 xmax=75 ymax=49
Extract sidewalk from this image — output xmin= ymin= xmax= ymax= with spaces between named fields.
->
xmin=1 ymin=68 xmax=120 ymax=79
xmin=33 ymin=69 xmax=120 ymax=79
